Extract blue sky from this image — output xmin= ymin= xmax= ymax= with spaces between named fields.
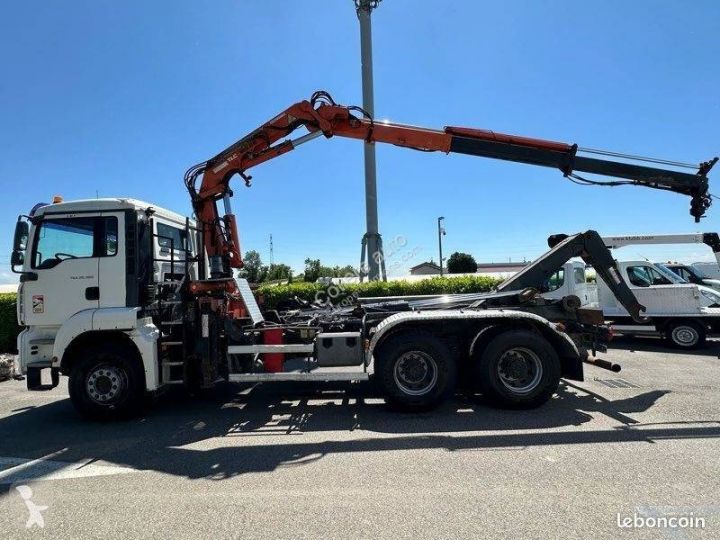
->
xmin=1 ymin=0 xmax=719 ymax=283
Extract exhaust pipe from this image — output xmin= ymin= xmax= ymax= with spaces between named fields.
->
xmin=584 ymin=356 xmax=621 ymax=373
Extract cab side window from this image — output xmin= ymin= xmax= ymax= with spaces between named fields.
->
xmin=627 ymin=265 xmax=671 ymax=287
xmin=157 ymin=222 xmax=188 ymax=251
xmin=544 ymin=269 xmax=565 ymax=292
xmin=573 ymin=267 xmax=586 ymax=284
xmin=32 ymin=217 xmax=117 ymax=269
xmin=626 ymin=266 xmax=652 ymax=287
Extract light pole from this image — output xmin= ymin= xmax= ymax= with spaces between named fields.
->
xmin=438 ymin=216 xmax=446 ymax=276
xmin=354 ymin=0 xmax=385 ymax=282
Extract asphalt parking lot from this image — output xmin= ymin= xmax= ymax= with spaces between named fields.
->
xmin=0 ymin=337 xmax=718 ymax=539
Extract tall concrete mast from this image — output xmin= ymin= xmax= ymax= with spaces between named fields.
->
xmin=354 ymin=0 xmax=385 ymax=281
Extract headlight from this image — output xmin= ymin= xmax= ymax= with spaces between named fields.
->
xmin=700 ymin=289 xmax=720 ymax=305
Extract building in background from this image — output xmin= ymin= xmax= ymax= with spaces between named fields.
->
xmin=409 ymin=261 xmax=442 ymax=276
xmin=409 ymin=260 xmax=529 ymax=278
xmin=476 ymin=262 xmax=527 ymax=274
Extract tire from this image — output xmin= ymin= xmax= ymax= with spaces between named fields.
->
xmin=68 ymin=342 xmax=145 ymax=420
xmin=374 ymin=331 xmax=457 ymax=411
xmin=665 ymin=320 xmax=706 ymax=350
xmin=475 ymin=330 xmax=561 ymax=409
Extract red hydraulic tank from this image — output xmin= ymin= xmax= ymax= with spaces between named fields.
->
xmin=262 ymin=328 xmax=284 ymax=373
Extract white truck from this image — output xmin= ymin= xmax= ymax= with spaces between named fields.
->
xmin=543 ymin=233 xmax=720 ymax=348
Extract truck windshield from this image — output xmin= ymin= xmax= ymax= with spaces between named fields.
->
xmin=32 ymin=216 xmax=118 ymax=269
xmin=543 ymin=269 xmax=565 ymax=292
xmin=656 ymin=264 xmax=687 ymax=284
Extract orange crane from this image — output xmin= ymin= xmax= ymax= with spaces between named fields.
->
xmin=184 ymin=90 xmax=716 ymax=280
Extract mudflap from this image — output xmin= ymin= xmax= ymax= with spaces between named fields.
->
xmin=27 ymin=364 xmax=60 ymax=391
xmin=562 ymin=355 xmax=584 ymax=382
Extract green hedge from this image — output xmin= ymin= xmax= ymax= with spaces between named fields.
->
xmin=257 ymin=275 xmax=502 ymax=310
xmin=0 ymin=293 xmax=19 ymax=353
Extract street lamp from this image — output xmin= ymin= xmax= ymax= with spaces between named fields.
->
xmin=438 ymin=216 xmax=446 ymax=276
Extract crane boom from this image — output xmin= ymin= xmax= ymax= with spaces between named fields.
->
xmin=185 ymin=90 xmax=716 ymax=276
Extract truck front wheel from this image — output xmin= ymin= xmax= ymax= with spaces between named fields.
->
xmin=68 ymin=342 xmax=145 ymax=420
xmin=475 ymin=330 xmax=561 ymax=409
xmin=374 ymin=332 xmax=457 ymax=411
xmin=666 ymin=320 xmax=706 ymax=349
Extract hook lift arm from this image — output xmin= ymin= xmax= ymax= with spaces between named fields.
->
xmin=185 ymin=90 xmax=716 ymax=276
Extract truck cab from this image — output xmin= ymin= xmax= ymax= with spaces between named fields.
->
xmin=597 ymin=260 xmax=720 ymax=316
xmin=539 ymin=261 xmax=596 ymax=305
xmin=11 ymin=198 xmax=197 ymax=393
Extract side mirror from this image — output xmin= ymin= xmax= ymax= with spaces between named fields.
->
xmin=13 ymin=220 xmax=29 ymax=251
xmin=11 ymin=250 xmax=24 ymax=267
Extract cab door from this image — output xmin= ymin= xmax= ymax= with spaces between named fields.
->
xmin=22 ymin=214 xmax=117 ymax=326
xmin=623 ymin=263 xmax=688 ymax=314
xmin=98 ymin=211 xmax=126 ymax=308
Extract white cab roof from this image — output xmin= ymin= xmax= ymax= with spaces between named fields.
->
xmin=33 ymin=198 xmax=192 ymax=225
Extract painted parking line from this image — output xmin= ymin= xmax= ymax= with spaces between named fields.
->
xmin=0 ymin=452 xmax=136 ymax=484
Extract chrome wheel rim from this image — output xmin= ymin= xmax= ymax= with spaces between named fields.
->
xmin=672 ymin=326 xmax=698 ymax=347
xmin=497 ymin=347 xmax=543 ymax=395
xmin=393 ymin=351 xmax=438 ymax=396
xmin=86 ymin=365 xmax=127 ymax=405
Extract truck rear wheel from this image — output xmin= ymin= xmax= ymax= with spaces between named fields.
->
xmin=68 ymin=342 xmax=145 ymax=420
xmin=374 ymin=332 xmax=456 ymax=411
xmin=666 ymin=320 xmax=706 ymax=349
xmin=475 ymin=330 xmax=560 ymax=409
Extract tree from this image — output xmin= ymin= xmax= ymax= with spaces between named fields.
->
xmin=447 ymin=252 xmax=477 ymax=274
xmin=304 ymin=258 xmax=321 ymax=282
xmin=239 ymin=250 xmax=263 ymax=283
xmin=303 ymin=260 xmax=358 ymax=281
xmin=264 ymin=263 xmax=293 ymax=282
xmin=335 ymin=265 xmax=358 ymax=278
xmin=237 ymin=251 xmax=294 ymax=283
